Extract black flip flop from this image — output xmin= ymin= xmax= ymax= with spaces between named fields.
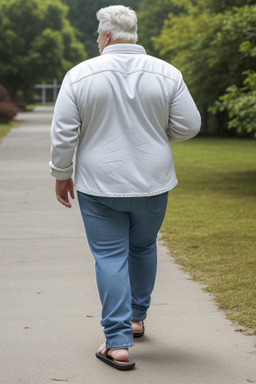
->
xmin=96 ymin=345 xmax=135 ymax=371
xmin=133 ymin=321 xmax=145 ymax=338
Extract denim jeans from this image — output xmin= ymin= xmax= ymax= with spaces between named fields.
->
xmin=77 ymin=191 xmax=168 ymax=349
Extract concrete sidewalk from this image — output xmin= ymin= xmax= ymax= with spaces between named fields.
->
xmin=0 ymin=106 xmax=255 ymax=384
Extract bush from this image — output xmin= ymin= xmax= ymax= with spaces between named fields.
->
xmin=210 ymin=71 xmax=256 ymax=138
xmin=0 ymin=85 xmax=18 ymax=123
xmin=0 ymin=102 xmax=19 ymax=123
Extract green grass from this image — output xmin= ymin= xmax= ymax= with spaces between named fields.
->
xmin=161 ymin=138 xmax=256 ymax=333
xmin=0 ymin=121 xmax=18 ymax=140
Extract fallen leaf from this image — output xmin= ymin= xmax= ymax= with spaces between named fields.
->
xmin=50 ymin=379 xmax=68 ymax=382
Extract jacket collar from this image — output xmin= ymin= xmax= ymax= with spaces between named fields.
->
xmin=102 ymin=44 xmax=146 ymax=55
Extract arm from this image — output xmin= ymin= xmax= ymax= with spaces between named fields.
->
xmin=49 ymin=73 xmax=80 ymax=207
xmin=167 ymin=72 xmax=201 ymax=142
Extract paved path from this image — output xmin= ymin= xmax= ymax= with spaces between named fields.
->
xmin=0 ymin=106 xmax=255 ymax=384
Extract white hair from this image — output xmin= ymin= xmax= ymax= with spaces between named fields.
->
xmin=96 ymin=5 xmax=138 ymax=43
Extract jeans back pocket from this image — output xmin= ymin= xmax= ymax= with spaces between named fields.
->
xmin=147 ymin=192 xmax=168 ymax=216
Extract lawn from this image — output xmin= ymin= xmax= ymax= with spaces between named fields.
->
xmin=0 ymin=121 xmax=18 ymax=140
xmin=161 ymin=138 xmax=256 ymax=334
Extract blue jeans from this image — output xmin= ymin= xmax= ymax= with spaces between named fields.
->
xmin=77 ymin=191 xmax=168 ymax=349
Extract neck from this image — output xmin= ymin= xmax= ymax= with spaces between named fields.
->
xmin=109 ymin=40 xmax=134 ymax=46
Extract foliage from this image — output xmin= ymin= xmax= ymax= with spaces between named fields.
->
xmin=152 ymin=1 xmax=256 ymax=136
xmin=162 ymin=138 xmax=256 ymax=332
xmin=211 ymin=71 xmax=256 ymax=137
xmin=137 ymin=0 xmax=183 ymax=55
xmin=62 ymin=0 xmax=141 ymax=58
xmin=0 ymin=0 xmax=87 ymax=102
xmin=209 ymin=6 xmax=256 ymax=137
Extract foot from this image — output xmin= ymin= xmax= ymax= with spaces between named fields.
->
xmin=132 ymin=320 xmax=144 ymax=334
xmin=96 ymin=343 xmax=135 ymax=370
xmin=107 ymin=348 xmax=129 ymax=361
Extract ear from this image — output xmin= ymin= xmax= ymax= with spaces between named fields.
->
xmin=106 ymin=31 xmax=112 ymax=43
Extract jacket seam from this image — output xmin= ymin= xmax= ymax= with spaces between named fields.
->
xmin=70 ymin=68 xmax=177 ymax=86
xmin=67 ymin=72 xmax=82 ymax=122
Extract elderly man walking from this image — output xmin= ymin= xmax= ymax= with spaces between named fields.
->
xmin=50 ymin=5 xmax=201 ymax=370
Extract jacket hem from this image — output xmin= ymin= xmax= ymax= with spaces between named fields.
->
xmin=74 ymin=181 xmax=178 ymax=197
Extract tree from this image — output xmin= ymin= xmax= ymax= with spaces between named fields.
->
xmin=0 ymin=0 xmax=87 ymax=102
xmin=210 ymin=6 xmax=256 ymax=137
xmin=211 ymin=71 xmax=256 ymax=137
xmin=62 ymin=0 xmax=141 ymax=59
xmin=153 ymin=0 xmax=256 ymax=136
xmin=204 ymin=0 xmax=256 ymax=13
xmin=137 ymin=0 xmax=184 ymax=55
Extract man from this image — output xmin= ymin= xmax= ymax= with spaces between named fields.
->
xmin=49 ymin=5 xmax=201 ymax=371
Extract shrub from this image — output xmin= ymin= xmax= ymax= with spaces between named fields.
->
xmin=0 ymin=101 xmax=19 ymax=123
xmin=0 ymin=84 xmax=18 ymax=123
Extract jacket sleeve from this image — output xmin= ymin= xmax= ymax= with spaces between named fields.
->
xmin=167 ymin=71 xmax=201 ymax=142
xmin=49 ymin=73 xmax=81 ymax=180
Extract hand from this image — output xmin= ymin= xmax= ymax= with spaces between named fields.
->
xmin=55 ymin=178 xmax=75 ymax=208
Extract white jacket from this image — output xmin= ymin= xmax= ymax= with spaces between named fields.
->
xmin=50 ymin=44 xmax=201 ymax=197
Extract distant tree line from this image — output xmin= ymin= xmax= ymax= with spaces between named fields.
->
xmin=0 ymin=0 xmax=255 ymax=137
